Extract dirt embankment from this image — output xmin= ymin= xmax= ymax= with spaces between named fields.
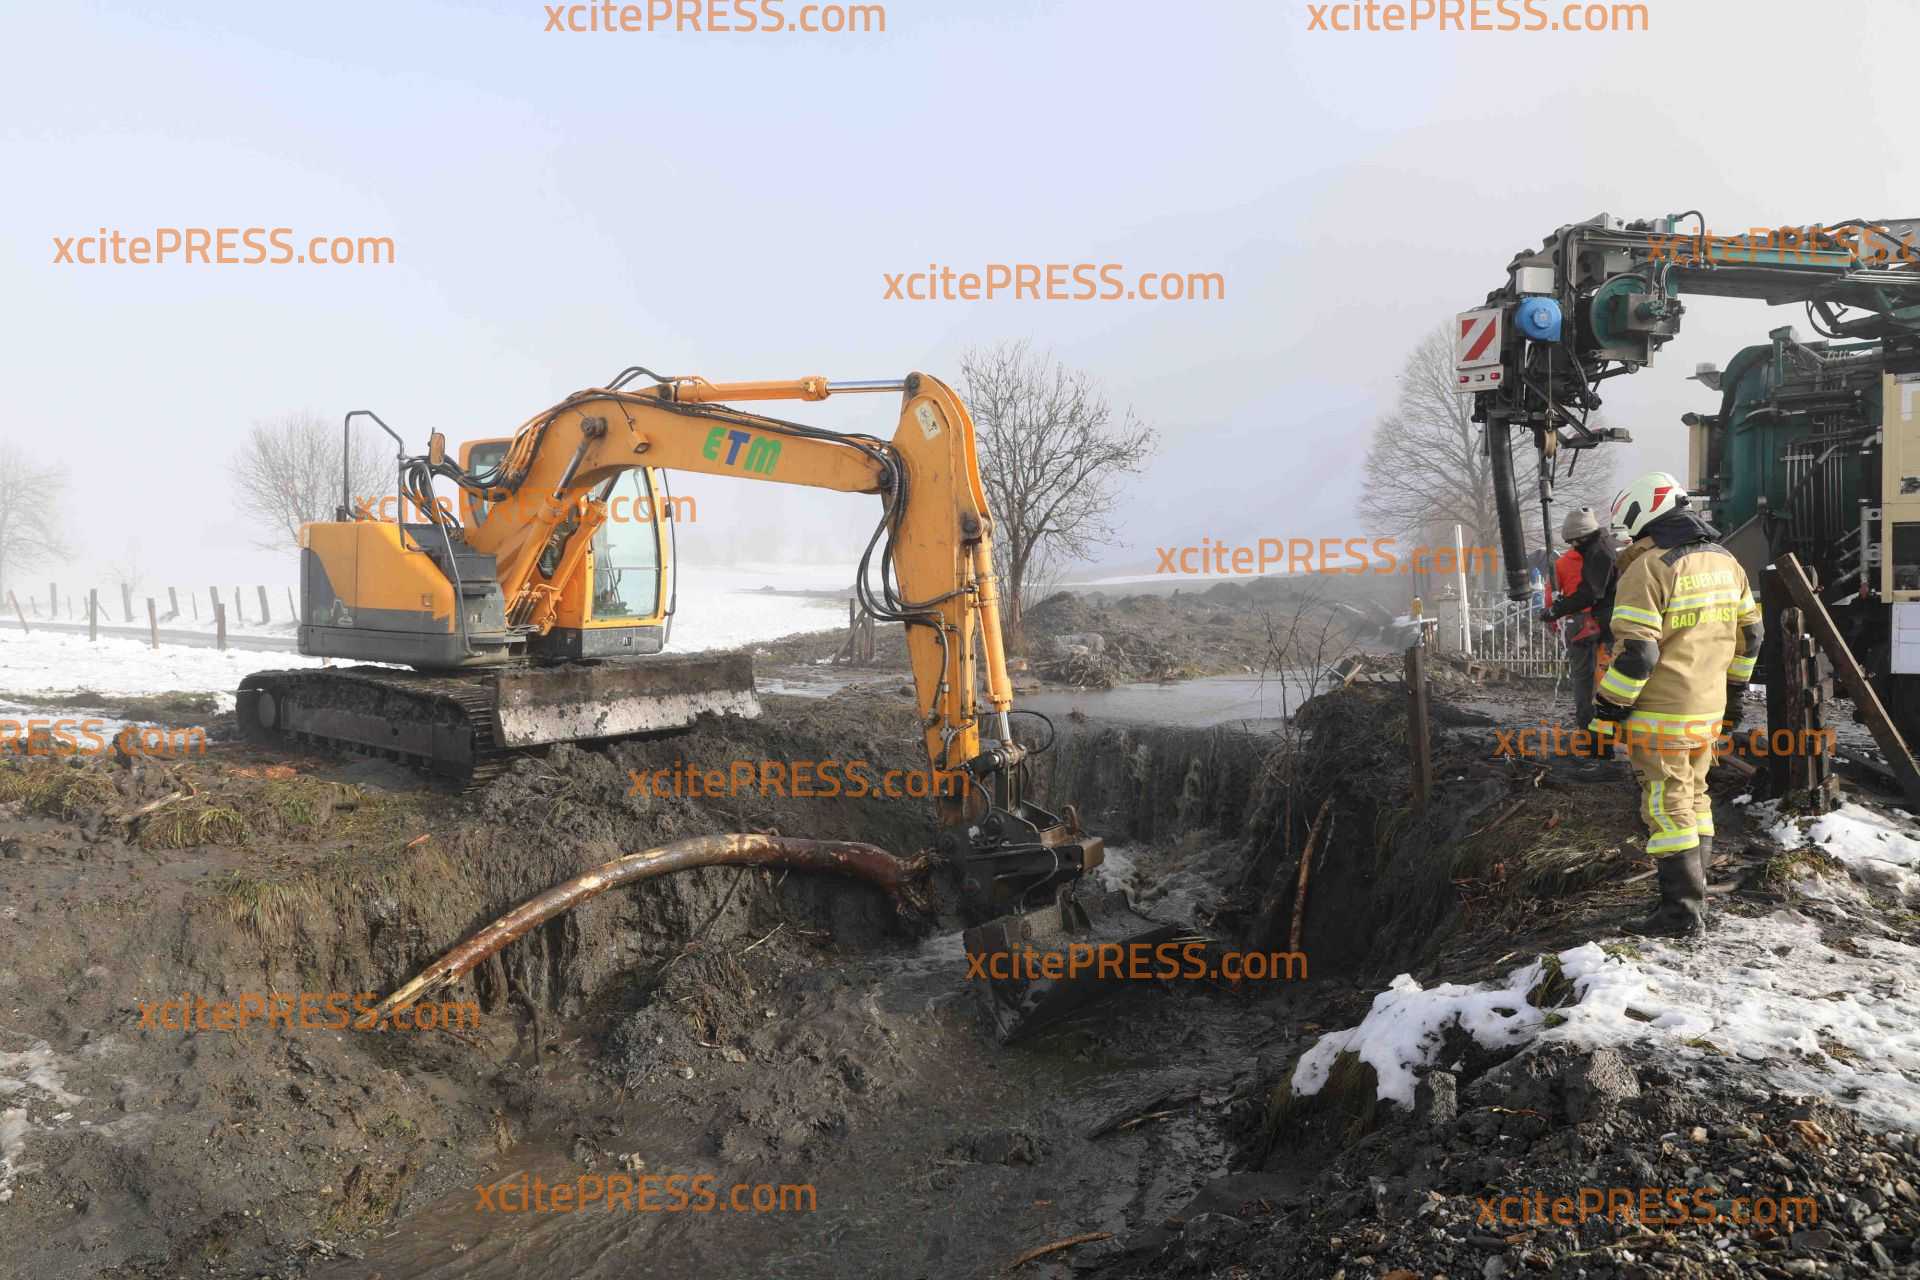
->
xmin=751 ymin=580 xmax=1383 ymax=691
xmin=1 ymin=663 xmax=1910 ymax=1279
xmin=0 ymin=689 xmax=947 ymax=1279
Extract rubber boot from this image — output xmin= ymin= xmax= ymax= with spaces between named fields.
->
xmin=1627 ymin=851 xmax=1706 ymax=937
xmin=1690 ymin=836 xmax=1715 ymax=930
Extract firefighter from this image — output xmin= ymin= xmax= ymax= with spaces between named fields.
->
xmin=1542 ymin=506 xmax=1617 ymax=729
xmin=1590 ymin=472 xmax=1762 ymax=937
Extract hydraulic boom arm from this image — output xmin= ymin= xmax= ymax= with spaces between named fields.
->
xmin=1458 ymin=213 xmax=1920 ymax=596
xmin=398 ymin=371 xmax=1061 ymax=896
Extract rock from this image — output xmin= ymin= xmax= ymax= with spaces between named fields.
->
xmin=1561 ymin=1050 xmax=1641 ymax=1125
xmin=1416 ymin=1071 xmax=1458 ymax=1133
xmin=966 ymin=1128 xmax=1041 ymax=1166
xmin=1183 ymin=1213 xmax=1248 ymax=1253
xmin=1788 ymin=1227 xmax=1833 ymax=1254
xmin=1047 ymin=632 xmax=1106 ymax=657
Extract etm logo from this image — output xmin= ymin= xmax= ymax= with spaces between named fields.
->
xmin=702 ymin=426 xmax=781 ymax=475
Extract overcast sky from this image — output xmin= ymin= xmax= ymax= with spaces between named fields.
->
xmin=3 ymin=0 xmax=1916 ymax=599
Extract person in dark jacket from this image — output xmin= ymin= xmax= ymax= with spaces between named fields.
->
xmin=1542 ymin=506 xmax=1617 ymax=729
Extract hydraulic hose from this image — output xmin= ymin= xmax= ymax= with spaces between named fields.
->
xmin=1487 ymin=420 xmax=1530 ymax=599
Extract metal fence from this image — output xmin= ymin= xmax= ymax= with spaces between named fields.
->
xmin=1465 ymin=591 xmax=1565 ymax=679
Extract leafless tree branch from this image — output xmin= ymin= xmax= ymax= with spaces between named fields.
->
xmin=959 ymin=341 xmax=1157 ymax=651
xmin=0 ymin=442 xmax=70 ymax=601
xmin=229 ymin=412 xmax=394 ymax=550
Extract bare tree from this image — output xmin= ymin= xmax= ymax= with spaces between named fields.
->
xmin=107 ymin=542 xmax=145 ymax=605
xmin=1358 ymin=325 xmax=1616 ymax=583
xmin=230 ymin=412 xmax=394 ymax=549
xmin=0 ymin=442 xmax=68 ymax=603
xmin=958 ymin=341 xmax=1157 ymax=650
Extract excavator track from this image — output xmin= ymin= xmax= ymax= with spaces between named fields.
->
xmin=237 ymin=653 xmax=761 ymax=790
xmin=238 ymin=666 xmax=514 ymax=790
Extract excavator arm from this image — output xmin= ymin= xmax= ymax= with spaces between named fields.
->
xmin=1458 ymin=213 xmax=1920 ymax=596
xmin=412 ymin=372 xmax=1017 ymax=819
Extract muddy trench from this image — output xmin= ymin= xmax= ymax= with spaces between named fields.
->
xmin=0 ymin=676 xmax=1618 ymax=1280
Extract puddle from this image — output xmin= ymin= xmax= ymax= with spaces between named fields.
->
xmin=1020 ymin=673 xmax=1320 ymax=730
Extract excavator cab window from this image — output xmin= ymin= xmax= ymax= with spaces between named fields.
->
xmin=460 ymin=440 xmax=511 ymax=527
xmin=589 ymin=469 xmax=665 ymax=622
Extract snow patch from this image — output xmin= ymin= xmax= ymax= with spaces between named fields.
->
xmin=0 ymin=1109 xmax=30 ymax=1203
xmin=1293 ymin=910 xmax=1920 ymax=1132
xmin=1771 ymin=802 xmax=1920 ymax=904
xmin=1292 ymin=964 xmax=1550 ymax=1108
xmin=0 ymin=1042 xmax=82 ymax=1106
xmin=0 ymin=1040 xmax=84 ymax=1202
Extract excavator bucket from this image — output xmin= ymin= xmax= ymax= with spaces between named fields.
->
xmin=950 ymin=804 xmax=1181 ymax=1042
xmin=964 ymin=882 xmax=1182 ymax=1043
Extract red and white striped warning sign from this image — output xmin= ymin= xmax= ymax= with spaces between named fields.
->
xmin=1454 ymin=307 xmax=1504 ymax=393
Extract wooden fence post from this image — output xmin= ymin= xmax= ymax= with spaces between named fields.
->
xmin=215 ymin=603 xmax=228 ymax=651
xmin=167 ymin=586 xmax=179 ymax=621
xmin=120 ymin=583 xmax=133 ymax=623
xmin=88 ymin=589 xmax=99 ymax=642
xmin=9 ymin=591 xmax=28 ymax=635
xmin=257 ymin=585 xmax=270 ymax=624
xmin=147 ymin=598 xmax=159 ymax=649
xmin=1407 ymin=640 xmax=1433 ymax=814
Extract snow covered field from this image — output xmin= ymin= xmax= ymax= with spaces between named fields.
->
xmin=0 ymin=562 xmax=856 ymax=707
xmin=1295 ymin=801 xmax=1920 ymax=1133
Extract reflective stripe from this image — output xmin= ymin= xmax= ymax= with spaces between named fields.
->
xmin=1598 ymin=666 xmax=1646 ymax=700
xmin=1625 ymin=708 xmax=1722 ymax=727
xmin=1696 ymin=814 xmax=1716 ymax=836
xmin=1612 ymin=604 xmax=1662 ymax=628
xmin=1648 ymin=834 xmax=1701 ymax=854
xmin=1728 ymin=653 xmax=1757 ymax=681
xmin=1667 ymin=589 xmax=1745 ymax=609
xmin=1645 ymin=778 xmax=1681 ymax=836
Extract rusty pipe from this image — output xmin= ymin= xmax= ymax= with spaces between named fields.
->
xmin=372 ymin=834 xmax=933 ymax=1025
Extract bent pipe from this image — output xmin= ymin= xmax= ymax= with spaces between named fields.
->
xmin=1487 ymin=419 xmax=1530 ymax=599
xmin=372 ymin=834 xmax=934 ymax=1025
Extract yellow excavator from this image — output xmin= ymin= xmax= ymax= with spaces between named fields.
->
xmin=238 ymin=367 xmax=1167 ymax=1037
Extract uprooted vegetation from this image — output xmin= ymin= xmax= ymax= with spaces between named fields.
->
xmin=0 ymin=754 xmax=427 ymax=852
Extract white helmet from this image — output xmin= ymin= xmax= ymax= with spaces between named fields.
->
xmin=1610 ymin=471 xmax=1688 ymax=538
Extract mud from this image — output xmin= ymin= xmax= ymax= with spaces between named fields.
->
xmin=1 ymin=648 xmax=1908 ymax=1279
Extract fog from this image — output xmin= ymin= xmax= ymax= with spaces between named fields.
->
xmin=2 ymin=0 xmax=1913 ymax=596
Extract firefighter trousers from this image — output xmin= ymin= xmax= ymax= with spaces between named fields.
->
xmin=1620 ymin=720 xmax=1714 ymax=858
